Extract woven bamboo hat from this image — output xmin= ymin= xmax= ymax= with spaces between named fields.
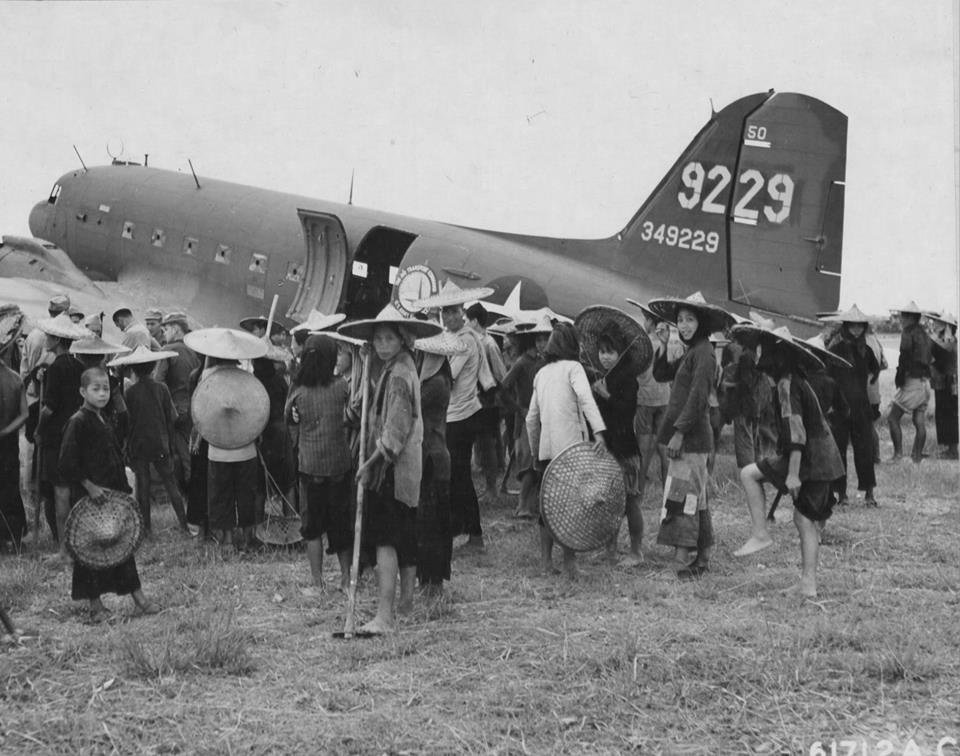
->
xmin=802 ymin=335 xmax=852 ymax=370
xmin=646 ymin=291 xmax=735 ymax=334
xmin=414 ymin=330 xmax=468 ymax=357
xmin=107 ymin=345 xmax=179 ymax=366
xmin=411 ymin=280 xmax=495 ymax=310
xmin=732 ymin=324 xmax=824 ymax=372
xmin=37 ymin=312 xmax=89 ymax=340
xmin=191 ymin=366 xmax=269 ymax=449
xmin=190 ymin=367 xmax=270 ymax=449
xmin=64 ymin=489 xmax=145 ymax=569
xmin=539 ymin=442 xmax=626 ymax=552
xmin=338 ymin=304 xmax=443 ymax=341
xmin=575 ymin=305 xmax=653 ymax=375
xmin=625 ymin=297 xmax=661 ymax=326
xmin=184 ymin=327 xmax=268 ymax=360
xmin=290 ymin=310 xmax=346 ymax=334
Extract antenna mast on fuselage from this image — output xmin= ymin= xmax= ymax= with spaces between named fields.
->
xmin=188 ymin=159 xmax=202 ymax=190
xmin=73 ymin=145 xmax=88 ymax=172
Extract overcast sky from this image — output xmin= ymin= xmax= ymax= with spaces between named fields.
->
xmin=1 ymin=0 xmax=956 ymax=314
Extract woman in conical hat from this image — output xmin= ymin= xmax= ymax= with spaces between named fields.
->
xmin=411 ymin=331 xmax=465 ymax=597
xmin=928 ymin=312 xmax=958 ymax=458
xmin=342 ymin=305 xmax=440 ymax=633
xmin=644 ymin=294 xmax=733 ymax=580
xmin=735 ymin=325 xmax=845 ymax=598
xmin=887 ymin=300 xmax=932 ymax=463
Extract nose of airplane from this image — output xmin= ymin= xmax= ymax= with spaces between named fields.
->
xmin=29 ymin=201 xmax=52 ymax=239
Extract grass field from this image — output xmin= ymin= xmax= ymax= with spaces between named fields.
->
xmin=2 ymin=350 xmax=958 ymax=754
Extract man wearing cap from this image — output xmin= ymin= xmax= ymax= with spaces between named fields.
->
xmin=887 ymin=302 xmax=932 ymax=463
xmin=112 ymin=308 xmax=161 ymax=352
xmin=145 ymin=309 xmax=165 ymax=345
xmin=160 ymin=312 xmax=200 ymax=488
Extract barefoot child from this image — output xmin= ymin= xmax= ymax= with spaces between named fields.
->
xmin=736 ymin=326 xmax=845 ymax=598
xmin=59 ymin=367 xmax=159 ymax=621
xmin=339 ymin=306 xmax=441 ymax=633
xmin=526 ymin=322 xmax=607 ymax=577
xmin=285 ymin=334 xmax=353 ymax=593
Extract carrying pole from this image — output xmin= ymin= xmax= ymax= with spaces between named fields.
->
xmin=32 ymin=379 xmax=44 ymax=554
xmin=341 ymin=350 xmax=371 ymax=638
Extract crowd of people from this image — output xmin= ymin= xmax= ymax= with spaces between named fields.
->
xmin=0 ymin=286 xmax=955 ymax=631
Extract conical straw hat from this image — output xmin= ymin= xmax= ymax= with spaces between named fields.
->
xmin=107 ymin=345 xmax=179 ymax=366
xmin=415 ymin=330 xmax=468 ymax=357
xmin=191 ymin=367 xmax=269 ymax=449
xmin=411 ymin=280 xmax=495 ymax=310
xmin=575 ymin=305 xmax=653 ymax=375
xmin=184 ymin=328 xmax=269 ymax=360
xmin=802 ymin=335 xmax=852 ymax=370
xmin=290 ymin=310 xmax=346 ymax=334
xmin=70 ymin=337 xmax=129 ymax=356
xmin=890 ymin=300 xmax=923 ymax=315
xmin=927 ymin=311 xmax=958 ymax=328
xmin=338 ymin=305 xmax=443 ymax=341
xmin=822 ymin=304 xmax=876 ymax=323
xmin=37 ymin=313 xmax=89 ymax=340
xmin=732 ymin=324 xmax=824 ymax=372
xmin=539 ymin=442 xmax=626 ymax=552
xmin=646 ymin=292 xmax=735 ymax=333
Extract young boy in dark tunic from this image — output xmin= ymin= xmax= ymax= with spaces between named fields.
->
xmin=59 ymin=367 xmax=159 ymax=622
xmin=738 ymin=329 xmax=845 ymax=598
xmin=124 ymin=359 xmax=189 ymax=533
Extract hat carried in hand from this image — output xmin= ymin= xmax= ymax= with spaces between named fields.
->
xmin=184 ymin=328 xmax=268 ymax=360
xmin=192 ymin=366 xmax=269 ymax=449
xmin=411 ymin=280 xmax=495 ymax=310
xmin=646 ymin=292 xmax=735 ymax=334
xmin=70 ymin=337 xmax=129 ymax=356
xmin=64 ymin=489 xmax=145 ymax=569
xmin=290 ymin=310 xmax=346 ymax=334
xmin=539 ymin=442 xmax=626 ymax=552
xmin=37 ymin=313 xmax=90 ymax=340
xmin=338 ymin=304 xmax=443 ymax=342
xmin=107 ymin=345 xmax=179 ymax=366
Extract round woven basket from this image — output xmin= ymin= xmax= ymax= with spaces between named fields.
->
xmin=255 ymin=493 xmax=303 ymax=546
xmin=64 ymin=489 xmax=145 ymax=569
xmin=539 ymin=442 xmax=626 ymax=552
xmin=192 ymin=367 xmax=269 ymax=449
xmin=575 ymin=305 xmax=653 ymax=377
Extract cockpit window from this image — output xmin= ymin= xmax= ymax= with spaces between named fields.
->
xmin=47 ymin=184 xmax=61 ymax=205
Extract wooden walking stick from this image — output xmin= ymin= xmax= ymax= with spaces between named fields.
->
xmin=32 ymin=378 xmax=44 ymax=554
xmin=334 ymin=349 xmax=375 ymax=639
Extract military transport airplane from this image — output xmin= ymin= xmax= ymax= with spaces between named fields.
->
xmin=17 ymin=91 xmax=845 ymax=332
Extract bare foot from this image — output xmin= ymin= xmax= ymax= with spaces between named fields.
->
xmin=540 ymin=561 xmax=559 ymax=576
xmin=617 ymin=553 xmax=644 ymax=568
xmin=733 ymin=537 xmax=773 ymax=557
xmin=397 ymin=599 xmax=414 ymax=616
xmin=358 ymin=617 xmax=395 ymax=635
xmin=300 ymin=584 xmax=325 ymax=598
xmin=781 ymin=581 xmax=817 ymax=599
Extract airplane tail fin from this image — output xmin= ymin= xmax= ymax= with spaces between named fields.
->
xmin=618 ymin=91 xmax=847 ymax=319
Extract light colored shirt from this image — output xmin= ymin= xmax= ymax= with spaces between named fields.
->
xmin=121 ymin=322 xmax=157 ymax=351
xmin=636 ymin=344 xmax=671 ymax=407
xmin=526 ymin=359 xmax=607 ymax=461
xmin=446 ymin=327 xmax=482 ymax=423
xmin=20 ymin=328 xmax=52 ymax=402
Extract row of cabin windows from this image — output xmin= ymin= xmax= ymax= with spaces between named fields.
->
xmin=119 ymin=220 xmax=304 ymax=282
